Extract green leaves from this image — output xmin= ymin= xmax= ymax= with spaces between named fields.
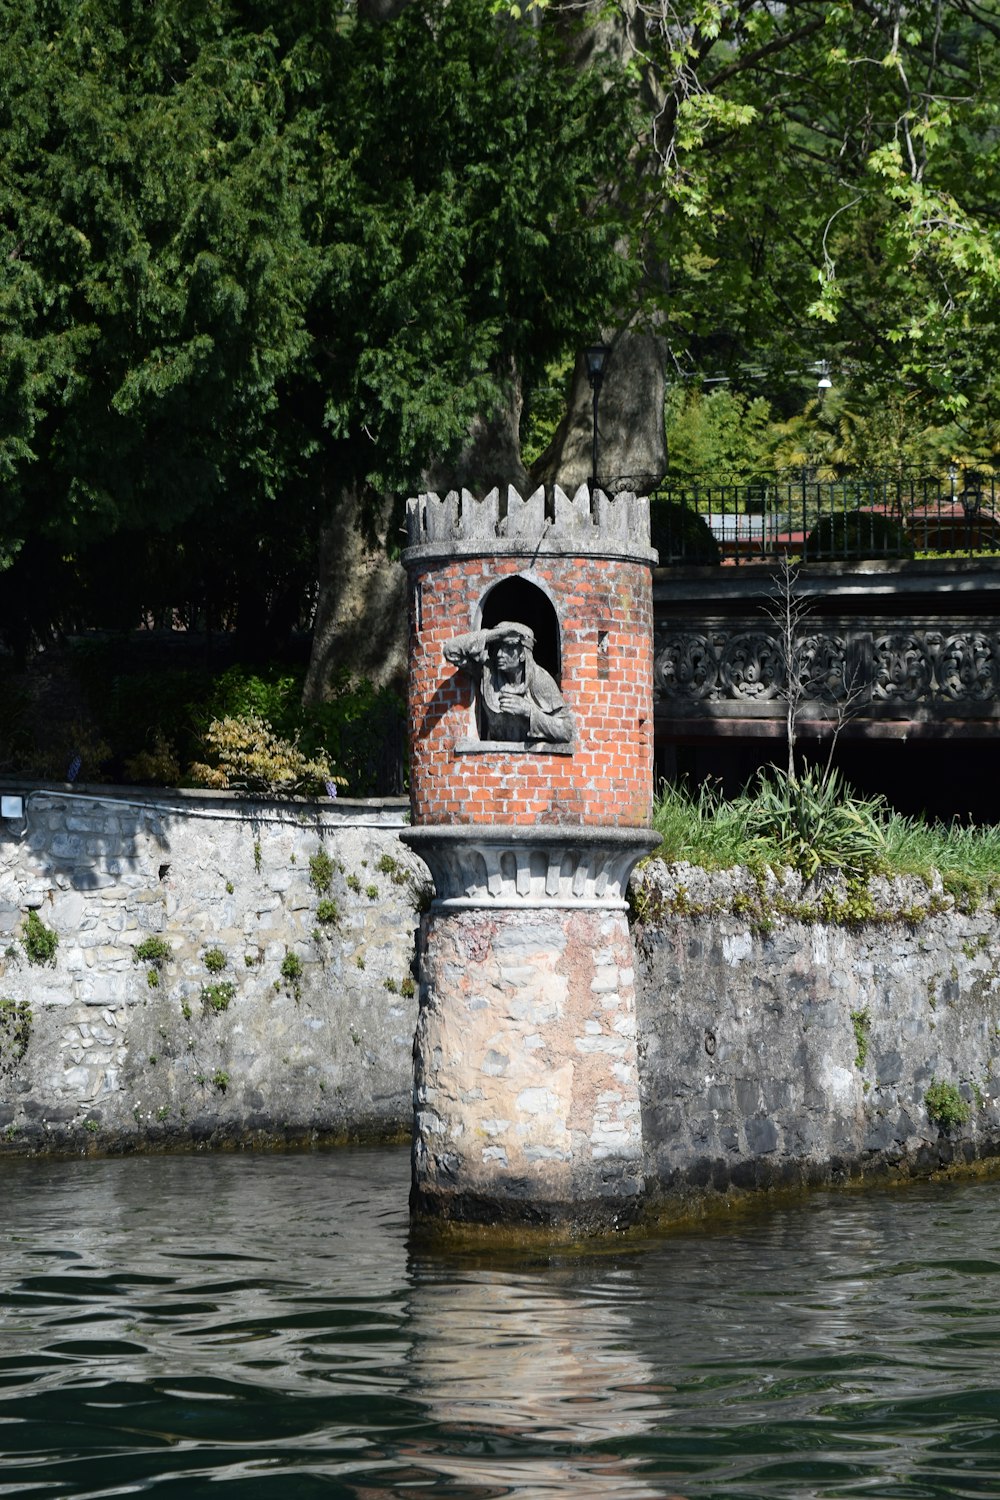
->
xmin=745 ymin=767 xmax=885 ymax=883
xmin=0 ymin=0 xmax=637 ymax=648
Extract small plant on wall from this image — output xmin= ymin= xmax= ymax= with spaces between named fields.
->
xmin=22 ymin=910 xmax=58 ymax=966
xmin=309 ymin=850 xmax=334 ymax=894
xmin=0 ymin=999 xmax=32 ymax=1070
xmin=133 ymin=935 xmax=171 ymax=988
xmin=925 ymin=1078 xmax=971 ymax=1131
xmin=202 ymin=981 xmax=236 ymax=1013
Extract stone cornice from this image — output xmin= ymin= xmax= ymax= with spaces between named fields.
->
xmin=400 ymin=825 xmax=658 ymax=910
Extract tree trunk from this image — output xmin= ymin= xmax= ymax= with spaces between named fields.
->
xmin=302 ymin=483 xmax=408 ymax=702
xmin=304 ymin=362 xmax=526 ymax=706
xmin=531 ymin=327 xmax=667 ymax=495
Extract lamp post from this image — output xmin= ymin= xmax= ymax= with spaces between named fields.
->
xmin=816 ymin=360 xmax=832 ymax=398
xmin=585 ymin=343 xmax=611 ymax=492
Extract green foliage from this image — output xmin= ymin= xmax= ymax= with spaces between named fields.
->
xmin=744 ymin=768 xmax=885 ymax=882
xmin=315 ymin=899 xmax=339 ymax=926
xmin=882 ymin=815 xmax=1000 ymax=888
xmin=942 ymin=872 xmax=985 ymax=916
xmin=309 ymin=850 xmax=334 ymax=895
xmin=21 ymin=910 xmax=57 ymax=966
xmin=804 ymin=511 xmax=913 ymax=562
xmin=202 ymin=948 xmax=227 ymax=973
xmin=187 ymin=713 xmax=339 ymax=799
xmin=850 ymin=1009 xmax=871 ymax=1071
xmin=280 ymin=952 xmax=303 ymax=983
xmin=212 ymin=1070 xmax=230 ymax=1094
xmin=647 ymin=3 xmax=1000 ymax=454
xmin=133 ymin=936 xmax=171 ymax=966
xmin=202 ymin=981 xmax=235 ymax=1013
xmin=925 ymin=1079 xmax=971 ymax=1131
xmin=652 ymin=779 xmax=755 ymax=870
xmin=649 ymin=500 xmax=720 ymax=566
xmin=0 ymin=0 xmax=637 ymax=654
xmin=0 ymin=998 xmax=32 ymax=1068
xmin=665 ymin=386 xmax=775 ymax=482
xmin=123 ymin=733 xmax=182 ymax=788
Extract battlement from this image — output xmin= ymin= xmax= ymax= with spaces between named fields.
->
xmin=404 ymin=484 xmax=654 ymax=562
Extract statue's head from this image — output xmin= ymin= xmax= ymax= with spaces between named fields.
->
xmin=488 ymin=622 xmax=534 ymax=677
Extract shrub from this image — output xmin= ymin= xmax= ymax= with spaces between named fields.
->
xmin=198 ymin=666 xmax=404 ymax=797
xmin=649 ymin=500 xmax=720 ymax=565
xmin=187 ymin=714 xmax=343 ymax=799
xmin=804 ymin=510 xmax=912 ymax=561
xmin=281 ymin=952 xmax=303 ymax=982
xmin=0 ymin=999 xmax=32 ymax=1066
xmin=309 ymin=850 xmax=334 ymax=894
xmin=316 ymin=899 xmax=340 ymax=925
xmin=123 ymin=731 xmax=181 ymax=786
xmin=202 ymin=947 xmax=227 ymax=973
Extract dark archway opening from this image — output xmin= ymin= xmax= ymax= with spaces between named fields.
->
xmin=479 ymin=577 xmax=561 ymax=682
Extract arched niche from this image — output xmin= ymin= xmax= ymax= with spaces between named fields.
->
xmin=479 ymin=576 xmax=561 ymax=682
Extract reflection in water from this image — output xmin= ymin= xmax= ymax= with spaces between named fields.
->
xmin=1 ymin=1149 xmax=1000 ymax=1498
xmin=402 ymin=1268 xmax=674 ymax=1497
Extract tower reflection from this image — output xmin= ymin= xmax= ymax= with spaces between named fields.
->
xmin=391 ymin=1263 xmax=688 ymax=1499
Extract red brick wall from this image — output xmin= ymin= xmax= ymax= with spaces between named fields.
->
xmin=408 ymin=554 xmax=653 ymax=828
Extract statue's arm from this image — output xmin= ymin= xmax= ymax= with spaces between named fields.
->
xmin=524 ymin=666 xmax=574 ymax=744
xmin=525 ymin=701 xmax=574 ymax=744
xmin=443 ymin=629 xmax=489 ymax=677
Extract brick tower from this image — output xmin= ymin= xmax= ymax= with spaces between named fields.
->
xmin=400 ymin=484 xmax=657 ymax=1233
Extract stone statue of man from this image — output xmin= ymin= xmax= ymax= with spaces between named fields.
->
xmin=444 ymin=621 xmax=574 ymax=746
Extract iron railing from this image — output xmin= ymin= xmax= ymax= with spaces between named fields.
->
xmin=647 ymin=473 xmax=1000 ymax=565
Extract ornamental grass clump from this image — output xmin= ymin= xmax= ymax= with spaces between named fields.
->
xmin=744 ymin=766 xmax=885 ymax=882
xmin=187 ymin=714 xmax=345 ymax=799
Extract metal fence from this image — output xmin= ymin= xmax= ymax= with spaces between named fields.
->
xmin=647 ymin=473 xmax=1000 ymax=565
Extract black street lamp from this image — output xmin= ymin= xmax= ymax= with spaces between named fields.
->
xmin=585 ymin=343 xmax=611 ymax=492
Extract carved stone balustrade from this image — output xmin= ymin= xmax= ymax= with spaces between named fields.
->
xmin=653 ymin=560 xmax=1000 ymax=743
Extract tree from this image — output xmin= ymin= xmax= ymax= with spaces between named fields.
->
xmin=0 ymin=0 xmax=638 ymax=662
xmin=530 ymin=0 xmax=1000 ymax=486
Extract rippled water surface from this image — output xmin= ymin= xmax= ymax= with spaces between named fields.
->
xmin=3 ymin=1149 xmax=1000 ymax=1498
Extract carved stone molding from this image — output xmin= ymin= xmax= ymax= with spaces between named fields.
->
xmin=400 ymin=825 xmax=658 ymax=910
xmin=654 ymin=622 xmax=1000 ymax=715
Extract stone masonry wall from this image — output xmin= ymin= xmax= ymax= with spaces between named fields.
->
xmin=407 ymin=554 xmax=653 ymax=828
xmin=5 ymin=790 xmax=1000 ymax=1215
xmin=633 ymin=860 xmax=1000 ymax=1213
xmin=0 ymin=785 xmax=424 ymax=1153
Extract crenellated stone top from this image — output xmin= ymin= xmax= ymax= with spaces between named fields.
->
xmin=404 ymin=484 xmax=655 ymax=564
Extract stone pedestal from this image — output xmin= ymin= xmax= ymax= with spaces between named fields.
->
xmin=403 ymin=826 xmax=655 ymax=1230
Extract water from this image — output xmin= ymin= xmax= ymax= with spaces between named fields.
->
xmin=2 ymin=1148 xmax=1000 ymax=1499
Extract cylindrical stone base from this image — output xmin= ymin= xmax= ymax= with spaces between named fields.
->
xmin=411 ymin=905 xmax=645 ymax=1232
